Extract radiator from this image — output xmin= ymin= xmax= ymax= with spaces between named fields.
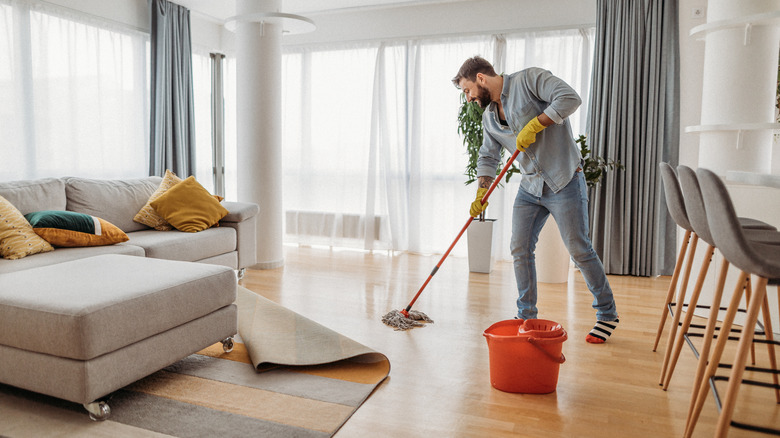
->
xmin=285 ymin=210 xmax=383 ymax=241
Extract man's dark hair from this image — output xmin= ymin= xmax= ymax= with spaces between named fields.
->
xmin=452 ymin=56 xmax=497 ymax=89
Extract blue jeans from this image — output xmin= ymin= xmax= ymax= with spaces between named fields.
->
xmin=511 ymin=171 xmax=618 ymax=321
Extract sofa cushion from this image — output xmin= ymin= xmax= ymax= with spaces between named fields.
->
xmin=150 ymin=176 xmax=229 ymax=233
xmin=0 ymin=254 xmax=237 ymax=361
xmin=126 ymin=227 xmax=236 ymax=262
xmin=0 ymin=196 xmax=54 ymax=260
xmin=64 ymin=176 xmax=162 ymax=233
xmin=0 ymin=178 xmax=66 ymax=215
xmin=0 ymin=244 xmax=144 ymax=274
xmin=133 ymin=169 xmax=181 ymax=231
xmin=25 ymin=210 xmax=129 ymax=247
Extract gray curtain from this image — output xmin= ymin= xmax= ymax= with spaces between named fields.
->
xmin=587 ymin=0 xmax=679 ymax=276
xmin=149 ymin=0 xmax=195 ymax=177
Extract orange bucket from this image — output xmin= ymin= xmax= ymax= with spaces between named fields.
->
xmin=483 ymin=319 xmax=567 ymax=393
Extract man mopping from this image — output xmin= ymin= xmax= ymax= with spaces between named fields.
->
xmin=453 ymin=56 xmax=619 ymax=343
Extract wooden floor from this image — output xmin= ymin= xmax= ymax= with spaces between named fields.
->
xmin=240 ymin=245 xmax=780 ymax=438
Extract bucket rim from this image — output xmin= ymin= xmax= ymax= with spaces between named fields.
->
xmin=483 ymin=319 xmax=567 ymax=341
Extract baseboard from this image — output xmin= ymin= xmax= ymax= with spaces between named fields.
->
xmin=251 ymin=258 xmax=285 ymax=270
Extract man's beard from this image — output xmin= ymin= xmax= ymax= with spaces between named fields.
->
xmin=475 ymin=83 xmax=492 ymax=108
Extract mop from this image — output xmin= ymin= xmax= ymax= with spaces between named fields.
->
xmin=382 ymin=149 xmax=521 ymax=330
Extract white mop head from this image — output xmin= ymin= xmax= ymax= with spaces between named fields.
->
xmin=382 ymin=309 xmax=434 ymax=331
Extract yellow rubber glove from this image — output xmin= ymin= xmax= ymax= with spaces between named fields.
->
xmin=516 ymin=116 xmax=547 ymax=152
xmin=470 ymin=187 xmax=489 ymax=218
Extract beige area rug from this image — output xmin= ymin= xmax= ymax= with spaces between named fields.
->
xmin=236 ymin=285 xmax=384 ymax=371
xmin=0 ymin=286 xmax=390 ymax=438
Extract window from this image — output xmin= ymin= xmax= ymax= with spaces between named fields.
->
xmin=0 ymin=1 xmax=148 ymax=181
xmin=278 ymin=31 xmax=595 ymax=257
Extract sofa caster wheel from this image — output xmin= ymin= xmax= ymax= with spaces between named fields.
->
xmin=221 ymin=336 xmax=235 ymax=353
xmin=83 ymin=400 xmax=111 ymax=421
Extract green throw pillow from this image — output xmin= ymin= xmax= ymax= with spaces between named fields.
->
xmin=25 ymin=210 xmax=129 ymax=247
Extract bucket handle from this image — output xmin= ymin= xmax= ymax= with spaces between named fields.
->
xmin=528 ymin=337 xmax=566 ymax=364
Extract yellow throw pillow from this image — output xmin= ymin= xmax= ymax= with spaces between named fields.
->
xmin=0 ymin=195 xmax=55 ymax=260
xmin=25 ymin=210 xmax=129 ymax=247
xmin=133 ymin=169 xmax=182 ymax=231
xmin=150 ymin=176 xmax=229 ymax=233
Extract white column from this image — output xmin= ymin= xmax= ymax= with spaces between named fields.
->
xmin=697 ymin=0 xmax=780 ymax=174
xmin=235 ymin=0 xmax=284 ymax=269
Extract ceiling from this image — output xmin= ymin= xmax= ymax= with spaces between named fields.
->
xmin=176 ymin=0 xmax=469 ymax=21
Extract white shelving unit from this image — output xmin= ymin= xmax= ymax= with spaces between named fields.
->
xmin=690 ymin=10 xmax=780 ymax=40
xmin=685 ymin=2 xmax=780 ymax=174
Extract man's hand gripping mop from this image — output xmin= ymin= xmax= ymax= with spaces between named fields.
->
xmin=382 ymin=149 xmax=521 ymax=330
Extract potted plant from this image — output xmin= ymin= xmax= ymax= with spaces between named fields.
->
xmin=574 ymin=134 xmax=624 ymax=188
xmin=458 ymin=95 xmax=506 ymax=273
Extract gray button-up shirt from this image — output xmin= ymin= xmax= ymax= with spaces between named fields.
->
xmin=476 ymin=67 xmax=582 ymax=197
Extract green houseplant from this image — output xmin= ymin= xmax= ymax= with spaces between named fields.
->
xmin=574 ymin=134 xmax=624 ymax=188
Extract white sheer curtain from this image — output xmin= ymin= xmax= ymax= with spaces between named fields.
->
xmin=281 ymin=44 xmax=384 ymax=248
xmin=280 ymin=29 xmax=594 ymax=260
xmin=397 ymin=36 xmax=494 ymax=256
xmin=0 ymin=0 xmax=148 ymax=181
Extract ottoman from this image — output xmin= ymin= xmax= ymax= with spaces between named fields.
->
xmin=0 ymin=254 xmax=237 ymax=420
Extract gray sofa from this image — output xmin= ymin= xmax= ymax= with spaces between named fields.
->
xmin=0 ymin=176 xmax=259 ymax=275
xmin=0 ymin=175 xmax=259 ymax=420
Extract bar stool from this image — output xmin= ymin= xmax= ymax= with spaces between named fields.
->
xmin=655 ymin=163 xmax=775 ymax=388
xmin=685 ymin=168 xmax=779 ymax=437
xmin=667 ymin=166 xmax=780 ymax=395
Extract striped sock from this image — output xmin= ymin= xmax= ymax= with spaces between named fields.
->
xmin=585 ymin=319 xmax=619 ymax=344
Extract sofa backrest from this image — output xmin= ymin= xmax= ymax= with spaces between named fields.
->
xmin=0 ymin=178 xmax=66 ymax=214
xmin=64 ymin=176 xmax=163 ymax=233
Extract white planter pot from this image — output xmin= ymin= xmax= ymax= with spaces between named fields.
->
xmin=467 ymin=219 xmax=496 ymax=273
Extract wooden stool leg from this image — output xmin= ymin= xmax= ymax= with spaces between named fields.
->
xmin=744 ymin=276 xmax=757 ymax=366
xmin=654 ymin=229 xmax=692 ymax=352
xmin=661 ymin=233 xmax=699 ymax=385
xmin=686 ymin=258 xmax=729 ymax=427
xmin=714 ymin=277 xmax=769 ymax=437
xmin=663 ymin=244 xmax=715 ymax=390
xmin=759 ymin=284 xmax=779 ymax=403
xmin=684 ymin=271 xmax=748 ymax=438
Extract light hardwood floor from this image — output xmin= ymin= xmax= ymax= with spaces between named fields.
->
xmin=240 ymin=245 xmax=780 ymax=438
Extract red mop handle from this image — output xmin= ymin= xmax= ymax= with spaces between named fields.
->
xmin=403 ymin=149 xmax=520 ymax=314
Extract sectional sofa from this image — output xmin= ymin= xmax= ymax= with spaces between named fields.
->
xmin=0 ymin=175 xmax=260 ymax=420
